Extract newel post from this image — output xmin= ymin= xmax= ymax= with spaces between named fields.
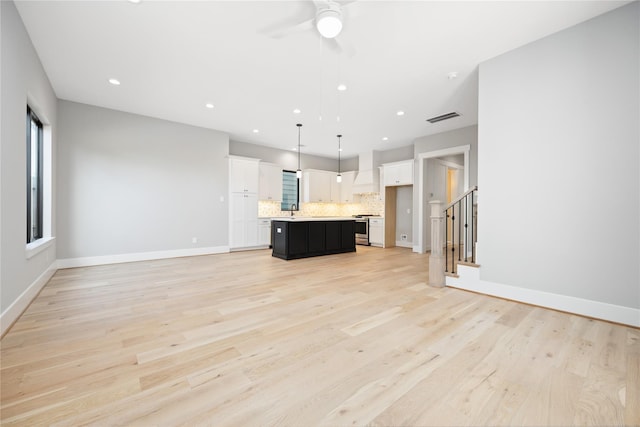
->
xmin=429 ymin=200 xmax=445 ymax=287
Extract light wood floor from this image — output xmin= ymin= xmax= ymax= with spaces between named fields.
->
xmin=1 ymin=246 xmax=638 ymax=426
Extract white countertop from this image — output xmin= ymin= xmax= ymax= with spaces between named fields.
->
xmin=271 ymin=217 xmax=356 ymax=222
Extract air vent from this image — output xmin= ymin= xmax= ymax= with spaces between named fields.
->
xmin=426 ymin=111 xmax=460 ymax=123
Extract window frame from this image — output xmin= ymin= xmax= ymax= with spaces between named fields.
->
xmin=27 ymin=106 xmax=44 ymax=243
xmin=281 ymin=169 xmax=300 ymax=212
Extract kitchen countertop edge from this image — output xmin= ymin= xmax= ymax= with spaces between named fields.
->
xmin=270 ymin=217 xmax=356 ymax=222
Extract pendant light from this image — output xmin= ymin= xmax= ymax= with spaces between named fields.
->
xmin=336 ymin=134 xmax=342 ymax=183
xmin=296 ymin=123 xmax=302 ymax=179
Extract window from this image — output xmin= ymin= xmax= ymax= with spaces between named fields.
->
xmin=27 ymin=107 xmax=43 ymax=243
xmin=281 ymin=170 xmax=299 ymax=211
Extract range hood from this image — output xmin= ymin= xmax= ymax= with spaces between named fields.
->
xmin=352 ymin=151 xmax=380 ymax=194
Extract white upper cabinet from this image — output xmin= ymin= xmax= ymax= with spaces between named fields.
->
xmin=339 ymin=171 xmax=356 ymax=203
xmin=383 ymin=160 xmax=414 ymax=187
xmin=302 ymin=169 xmax=357 ymax=203
xmin=259 ymin=162 xmax=283 ymax=201
xmin=229 ymin=157 xmax=260 ymax=193
xmin=302 ymin=170 xmax=332 ymax=203
xmin=330 ymin=174 xmax=341 ymax=203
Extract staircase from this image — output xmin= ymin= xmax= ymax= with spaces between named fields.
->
xmin=444 ymin=185 xmax=478 ymax=277
xmin=428 ymin=186 xmax=478 ymax=287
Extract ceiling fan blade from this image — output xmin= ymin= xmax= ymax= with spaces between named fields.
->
xmin=316 ymin=0 xmax=357 ymax=9
xmin=260 ymin=17 xmax=315 ymax=39
xmin=312 ymin=0 xmax=331 ymax=10
xmin=325 ymin=37 xmax=356 ymax=58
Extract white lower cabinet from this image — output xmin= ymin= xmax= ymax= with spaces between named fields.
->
xmin=258 ymin=218 xmax=272 ymax=247
xmin=231 ymin=193 xmax=258 ymax=248
xmin=369 ymin=218 xmax=384 ymax=247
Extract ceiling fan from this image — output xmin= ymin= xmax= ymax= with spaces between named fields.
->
xmin=314 ymin=0 xmax=345 ymax=38
xmin=262 ymin=0 xmax=357 ymax=56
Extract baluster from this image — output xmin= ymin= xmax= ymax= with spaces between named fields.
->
xmin=458 ymin=201 xmax=462 ymax=262
xmin=445 ymin=208 xmax=449 ymax=272
xmin=472 ymin=190 xmax=476 ymax=264
xmin=451 ymin=206 xmax=456 ymax=274
xmin=464 ymin=194 xmax=468 ymax=262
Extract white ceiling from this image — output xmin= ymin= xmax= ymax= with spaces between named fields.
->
xmin=15 ymin=0 xmax=628 ymax=159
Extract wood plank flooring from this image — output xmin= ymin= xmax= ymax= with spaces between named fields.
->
xmin=1 ymin=246 xmax=638 ymax=426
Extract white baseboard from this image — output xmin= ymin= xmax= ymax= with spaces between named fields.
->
xmin=1 ymin=261 xmax=57 ymax=337
xmin=395 ymin=241 xmax=413 ymax=249
xmin=447 ymin=264 xmax=640 ymax=327
xmin=57 ymin=246 xmax=230 ymax=269
xmin=230 ymin=245 xmax=270 ymax=252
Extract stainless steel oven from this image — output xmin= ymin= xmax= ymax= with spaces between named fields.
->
xmin=354 ymin=216 xmax=370 ymax=246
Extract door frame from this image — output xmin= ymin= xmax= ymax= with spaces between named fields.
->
xmin=415 ymin=144 xmax=470 ymax=253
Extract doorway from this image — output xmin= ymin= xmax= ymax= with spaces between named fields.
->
xmin=415 ymin=145 xmax=471 ymax=253
xmin=442 ymin=159 xmax=464 ymax=243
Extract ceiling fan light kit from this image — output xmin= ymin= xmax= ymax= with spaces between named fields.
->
xmin=316 ymin=6 xmax=343 ymax=38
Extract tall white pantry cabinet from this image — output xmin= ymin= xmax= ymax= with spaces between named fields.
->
xmin=229 ymin=156 xmax=260 ymax=249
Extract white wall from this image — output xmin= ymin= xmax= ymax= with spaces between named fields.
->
xmin=414 ymin=125 xmax=478 ymax=187
xmin=378 ymin=145 xmax=414 ymax=165
xmin=478 ymin=2 xmax=639 ymax=309
xmin=57 ymin=101 xmax=229 ymax=260
xmin=230 ymin=140 xmax=358 ymax=172
xmin=412 ymin=125 xmax=478 ymax=250
xmin=395 ymin=186 xmax=413 ymax=245
xmin=1 ymin=1 xmax=58 ymax=317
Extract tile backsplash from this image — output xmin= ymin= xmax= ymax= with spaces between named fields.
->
xmin=258 ymin=193 xmax=384 ymax=218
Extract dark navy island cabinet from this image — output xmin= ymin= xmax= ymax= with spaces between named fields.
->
xmin=271 ymin=219 xmax=356 ymax=260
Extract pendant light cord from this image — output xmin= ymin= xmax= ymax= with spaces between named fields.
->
xmin=337 ymin=134 xmax=341 ymax=174
xmin=296 ymin=124 xmax=302 ymax=177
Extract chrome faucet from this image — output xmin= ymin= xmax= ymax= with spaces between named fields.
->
xmin=290 ymin=203 xmax=297 ymax=216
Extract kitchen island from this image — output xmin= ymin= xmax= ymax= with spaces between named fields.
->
xmin=271 ymin=217 xmax=356 ymax=260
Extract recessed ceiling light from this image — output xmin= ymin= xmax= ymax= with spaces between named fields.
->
xmin=396 ymin=111 xmax=405 ymax=116
xmin=205 ymin=103 xmax=214 ymax=109
xmin=108 ymin=78 xmax=120 ymax=86
xmin=292 ymin=147 xmax=297 ymax=151
xmin=337 ymin=84 xmax=347 ymax=91
xmin=128 ymin=0 xmax=142 ymax=3
xmin=382 ymin=137 xmax=389 ymax=141
xmin=253 ymin=129 xmax=259 ymax=133
xmin=447 ymin=71 xmax=458 ymax=80
xmin=293 ymin=108 xmax=301 ymax=114
xmin=338 ymin=148 xmax=343 ymax=152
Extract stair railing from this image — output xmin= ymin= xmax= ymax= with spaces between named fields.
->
xmin=444 ymin=186 xmax=477 ymax=275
